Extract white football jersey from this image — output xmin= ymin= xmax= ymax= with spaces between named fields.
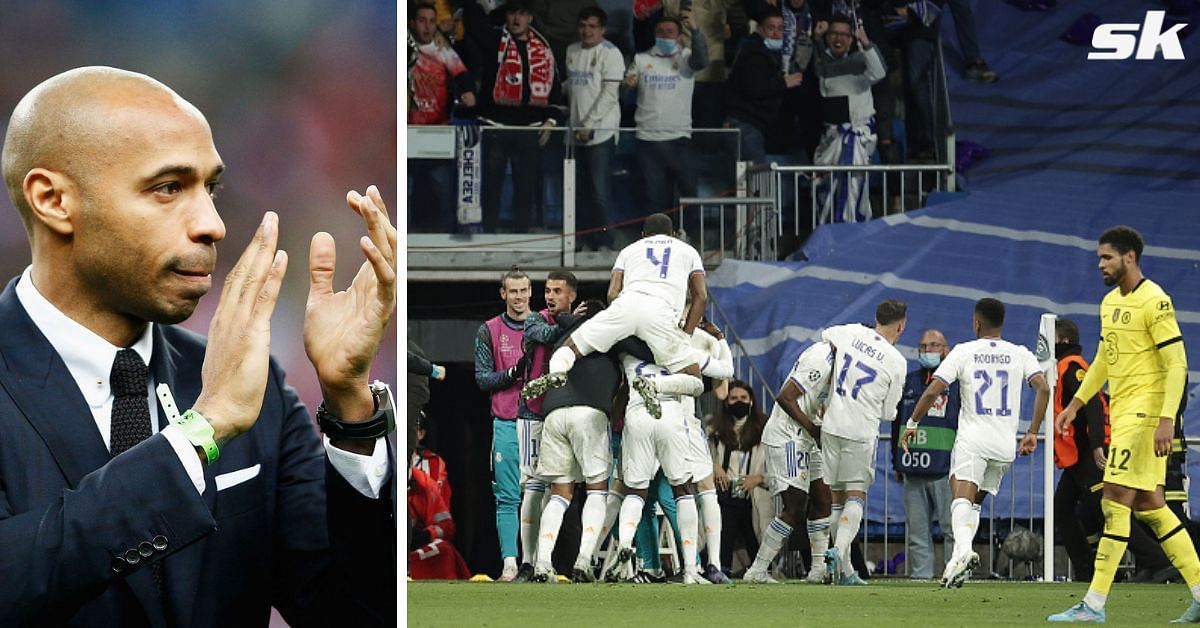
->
xmin=820 ymin=324 xmax=907 ymax=442
xmin=613 ymin=235 xmax=705 ymax=313
xmin=763 ymin=341 xmax=834 ymax=447
xmin=680 ymin=329 xmax=733 ymax=421
xmin=933 ymin=337 xmax=1043 ymax=462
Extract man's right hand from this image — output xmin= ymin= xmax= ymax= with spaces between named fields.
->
xmin=815 ymin=21 xmax=828 ymax=37
xmin=785 ymin=72 xmax=803 ymax=88
xmin=1093 ymin=447 xmax=1107 ymax=471
xmin=193 ymin=212 xmax=289 ymax=447
xmin=1054 ymin=406 xmax=1077 ymax=435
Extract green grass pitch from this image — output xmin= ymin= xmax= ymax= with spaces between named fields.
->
xmin=407 ymin=580 xmax=1196 ymax=626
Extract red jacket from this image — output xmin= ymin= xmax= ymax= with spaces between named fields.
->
xmin=408 ymin=468 xmax=470 ymax=580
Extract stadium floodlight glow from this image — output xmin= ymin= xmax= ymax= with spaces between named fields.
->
xmin=1089 ymin=11 xmax=1187 ymax=61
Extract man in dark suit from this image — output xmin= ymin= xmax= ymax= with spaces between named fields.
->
xmin=0 ymin=66 xmax=397 ymax=626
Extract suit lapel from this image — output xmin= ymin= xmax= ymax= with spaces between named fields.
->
xmin=0 ymin=279 xmax=168 ymax=626
xmin=0 ymin=279 xmax=110 ymax=487
xmin=150 ymin=324 xmax=214 ymax=627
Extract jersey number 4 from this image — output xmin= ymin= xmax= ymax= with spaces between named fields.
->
xmin=646 ymin=246 xmax=672 ymax=279
xmin=835 ymin=357 xmax=877 ymax=400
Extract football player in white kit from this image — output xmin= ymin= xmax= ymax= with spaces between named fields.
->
xmin=605 ymin=336 xmax=730 ymax=585
xmin=683 ymin=321 xmax=734 ymax=583
xmin=820 ymin=300 xmax=909 ymax=585
xmin=522 ymin=214 xmax=708 ymax=416
xmin=902 ymin=298 xmax=1049 ymax=589
xmin=744 ymin=339 xmax=835 ymax=583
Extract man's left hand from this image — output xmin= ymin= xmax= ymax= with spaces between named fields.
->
xmin=304 ymin=185 xmax=398 ymax=425
xmin=1018 ymin=432 xmax=1038 ymax=456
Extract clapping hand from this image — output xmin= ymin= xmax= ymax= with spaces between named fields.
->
xmin=303 ymin=185 xmax=398 ymax=446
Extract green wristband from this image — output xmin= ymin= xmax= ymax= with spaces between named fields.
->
xmin=178 ymin=409 xmax=220 ymax=464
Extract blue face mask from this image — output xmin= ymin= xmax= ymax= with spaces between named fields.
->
xmin=655 ymin=38 xmax=678 ymax=54
xmin=764 ymin=36 xmax=784 ymax=51
xmin=917 ymin=352 xmax=942 ymax=369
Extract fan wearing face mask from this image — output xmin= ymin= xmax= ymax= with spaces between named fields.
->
xmin=889 ymin=328 xmax=959 ymax=580
xmin=724 ymin=9 xmax=804 ymax=165
xmin=624 ymin=12 xmax=710 ymax=220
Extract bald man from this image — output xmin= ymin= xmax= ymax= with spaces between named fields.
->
xmin=0 ymin=67 xmax=396 ymax=625
xmin=891 ymin=328 xmax=959 ymax=579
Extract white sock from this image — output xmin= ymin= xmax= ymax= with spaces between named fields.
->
xmin=653 ymin=373 xmax=703 ymax=396
xmin=835 ymin=497 xmax=864 ymax=576
xmin=808 ymin=516 xmax=831 ymax=567
xmin=829 ymin=503 xmax=844 ymax=552
xmin=535 ymin=494 xmax=570 ymax=571
xmin=520 ymin=482 xmax=546 ymax=565
xmin=503 ymin=556 xmax=518 ymax=572
xmin=595 ymin=491 xmax=623 ymax=557
xmin=1083 ymin=590 xmax=1107 ymax=612
xmin=617 ymin=493 xmax=645 ymax=550
xmin=548 ymin=347 xmax=576 ymax=374
xmin=576 ymin=490 xmax=608 ymax=568
xmin=950 ymin=498 xmax=973 ymax=561
xmin=968 ymin=504 xmax=981 ymax=555
xmin=1191 ymin=582 xmax=1200 ymax=604
xmin=749 ymin=517 xmax=793 ymax=574
xmin=698 ymin=490 xmax=723 ymax=569
xmin=676 ymin=494 xmax=700 ymax=575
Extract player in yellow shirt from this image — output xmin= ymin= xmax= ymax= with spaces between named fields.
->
xmin=1049 ymin=226 xmax=1197 ymax=623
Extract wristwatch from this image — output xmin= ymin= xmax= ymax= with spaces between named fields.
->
xmin=316 ymin=380 xmax=395 ymax=441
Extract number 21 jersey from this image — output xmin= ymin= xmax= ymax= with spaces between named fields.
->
xmin=933 ymin=337 xmax=1042 ymax=462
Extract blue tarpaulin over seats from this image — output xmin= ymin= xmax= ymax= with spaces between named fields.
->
xmin=708 ymin=190 xmax=1200 ymax=523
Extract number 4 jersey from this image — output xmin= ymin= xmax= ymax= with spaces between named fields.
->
xmin=820 ymin=324 xmax=908 ymax=443
xmin=613 ymin=235 xmax=705 ymax=314
xmin=932 ymin=337 xmax=1043 ymax=462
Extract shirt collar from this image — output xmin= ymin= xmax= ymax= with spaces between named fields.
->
xmin=15 ymin=266 xmax=154 ymax=409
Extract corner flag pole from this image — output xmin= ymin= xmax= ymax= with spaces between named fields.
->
xmin=1037 ymin=313 xmax=1058 ymax=581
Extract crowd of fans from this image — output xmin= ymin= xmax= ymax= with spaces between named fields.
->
xmin=408 ymin=0 xmax=999 ymax=235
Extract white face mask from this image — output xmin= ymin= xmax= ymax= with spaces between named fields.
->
xmin=764 ymin=36 xmax=784 ymax=51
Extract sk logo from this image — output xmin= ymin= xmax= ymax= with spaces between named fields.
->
xmin=1090 ymin=11 xmax=1187 ymax=60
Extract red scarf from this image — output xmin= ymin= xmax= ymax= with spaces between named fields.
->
xmin=493 ymin=27 xmax=554 ymax=108
xmin=634 ymin=0 xmax=662 ymax=18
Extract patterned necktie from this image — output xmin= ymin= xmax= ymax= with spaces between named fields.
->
xmin=108 ymin=348 xmax=166 ymax=597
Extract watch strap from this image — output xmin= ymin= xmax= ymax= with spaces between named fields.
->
xmin=179 ymin=409 xmax=220 ymax=464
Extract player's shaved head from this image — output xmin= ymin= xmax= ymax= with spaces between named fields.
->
xmin=974 ymin=298 xmax=1005 ymax=331
xmin=642 ymin=213 xmax=674 ymax=237
xmin=2 ymin=66 xmax=209 ymax=234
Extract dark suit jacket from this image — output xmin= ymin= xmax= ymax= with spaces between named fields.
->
xmin=0 ymin=278 xmax=395 ymax=627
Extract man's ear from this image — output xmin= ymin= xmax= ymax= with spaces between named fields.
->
xmin=24 ymin=168 xmax=77 ymax=236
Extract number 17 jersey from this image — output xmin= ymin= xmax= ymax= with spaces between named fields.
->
xmin=932 ymin=337 xmax=1042 ymax=462
xmin=820 ymin=324 xmax=908 ymax=443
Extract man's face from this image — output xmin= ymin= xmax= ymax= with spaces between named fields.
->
xmin=655 ymin=20 xmax=681 ymax=41
xmin=759 ymin=16 xmax=784 ymax=40
xmin=579 ymin=16 xmax=605 ymax=47
xmin=544 ymin=279 xmax=576 ymax=315
xmin=1097 ymin=243 xmax=1131 ymax=287
xmin=411 ymin=8 xmax=438 ymax=45
xmin=788 ymin=0 xmax=806 ymax=8
xmin=918 ymin=330 xmax=948 ymax=359
xmin=506 ymin=10 xmax=532 ymax=37
xmin=500 ymin=277 xmax=531 ymax=315
xmin=71 ymin=95 xmax=226 ymax=326
xmin=827 ymin=23 xmax=853 ymax=57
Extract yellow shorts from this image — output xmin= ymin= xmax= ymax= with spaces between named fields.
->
xmin=1103 ymin=416 xmax=1168 ymax=491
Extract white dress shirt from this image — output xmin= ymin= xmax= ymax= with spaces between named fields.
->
xmin=15 ymin=266 xmax=388 ymax=498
